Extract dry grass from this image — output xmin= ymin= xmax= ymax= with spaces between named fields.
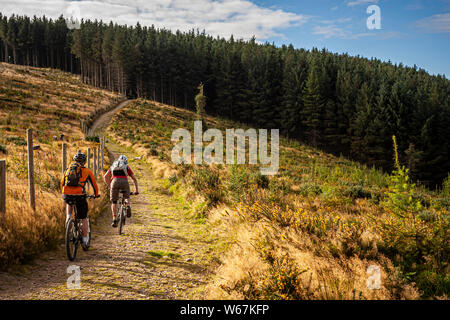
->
xmin=0 ymin=175 xmax=107 ymax=267
xmin=190 ymin=202 xmax=415 ymax=300
xmin=109 ymin=97 xmax=449 ymax=299
xmin=202 ymin=203 xmax=420 ymax=300
xmin=108 ymin=132 xmax=177 ymax=179
xmin=0 ymin=63 xmax=121 ymax=268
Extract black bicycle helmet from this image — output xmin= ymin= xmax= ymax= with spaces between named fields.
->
xmin=73 ymin=151 xmax=87 ymax=163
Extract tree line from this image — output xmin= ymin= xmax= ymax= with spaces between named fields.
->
xmin=0 ymin=13 xmax=449 ymax=187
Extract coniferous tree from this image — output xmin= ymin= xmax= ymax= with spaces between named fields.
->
xmin=301 ymin=62 xmax=325 ymax=146
xmin=0 ymin=12 xmax=448 ymax=186
xmin=280 ymin=45 xmax=306 ymax=138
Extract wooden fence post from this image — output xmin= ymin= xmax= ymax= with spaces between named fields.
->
xmin=87 ymin=148 xmax=91 ymax=169
xmin=93 ymin=148 xmax=97 ymax=178
xmin=0 ymin=160 xmax=5 ymax=215
xmin=99 ymin=138 xmax=102 ymax=171
xmin=101 ymin=138 xmax=104 ymax=171
xmin=97 ymin=147 xmax=101 ymax=173
xmin=27 ymin=129 xmax=35 ymax=211
xmin=62 ymin=143 xmax=67 ymax=176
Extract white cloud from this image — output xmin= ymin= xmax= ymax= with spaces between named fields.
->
xmin=347 ymin=0 xmax=378 ymax=7
xmin=313 ymin=24 xmax=375 ymax=39
xmin=337 ymin=17 xmax=352 ymax=23
xmin=415 ymin=13 xmax=450 ymax=33
xmin=0 ymin=0 xmax=309 ymax=40
xmin=317 ymin=17 xmax=352 ymax=25
xmin=313 ymin=25 xmax=347 ymax=38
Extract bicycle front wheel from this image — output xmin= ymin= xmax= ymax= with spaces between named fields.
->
xmin=65 ymin=219 xmax=78 ymax=261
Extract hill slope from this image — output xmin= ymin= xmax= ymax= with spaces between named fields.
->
xmin=1 ymin=13 xmax=449 ymax=186
xmin=0 ymin=120 xmax=219 ymax=300
xmin=108 ymin=99 xmax=449 ymax=299
xmin=0 ymin=63 xmax=122 ymax=266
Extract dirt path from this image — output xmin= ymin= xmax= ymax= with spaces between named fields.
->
xmin=87 ymin=100 xmax=130 ymax=136
xmin=0 ymin=101 xmax=217 ymax=300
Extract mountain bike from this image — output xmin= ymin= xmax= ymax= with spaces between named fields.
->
xmin=117 ymin=191 xmax=136 ymax=235
xmin=65 ymin=195 xmax=97 ymax=261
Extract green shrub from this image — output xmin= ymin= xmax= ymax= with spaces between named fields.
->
xmin=269 ymin=179 xmax=290 ymax=195
xmin=344 ymin=185 xmax=372 ymax=199
xmin=320 ymin=184 xmax=339 ymax=200
xmin=415 ymin=271 xmax=450 ymax=298
xmin=155 ymin=121 xmax=164 ymax=132
xmin=252 ymin=172 xmax=269 ymax=189
xmin=377 ymin=136 xmax=449 ymax=297
xmin=6 ymin=136 xmax=26 ymax=146
xmin=261 ymin=254 xmax=307 ymax=300
xmin=227 ymin=165 xmax=251 ymax=202
xmin=7 ymin=154 xmax=27 ymax=179
xmin=127 ymin=132 xmax=135 ymax=141
xmin=36 ymin=174 xmax=60 ymax=191
xmin=148 ymin=142 xmax=158 ymax=156
xmin=0 ymin=145 xmax=6 ymax=154
xmin=297 ymin=183 xmax=322 ymax=197
xmin=191 ymin=167 xmax=223 ymax=205
xmin=168 ymin=173 xmax=178 ymax=185
xmin=417 ymin=210 xmax=438 ymax=222
xmin=434 ymin=197 xmax=450 ymax=211
xmin=384 ymin=136 xmax=422 ymax=218
xmin=265 ymin=179 xmax=291 ymax=206
xmin=85 ymin=136 xmax=100 ymax=143
xmin=195 ymin=93 xmax=206 ymax=116
xmin=442 ymin=174 xmax=450 ymax=197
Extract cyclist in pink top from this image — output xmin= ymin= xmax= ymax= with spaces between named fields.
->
xmin=103 ymin=155 xmax=139 ymax=227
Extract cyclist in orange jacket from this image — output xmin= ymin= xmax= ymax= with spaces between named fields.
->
xmin=61 ymin=151 xmax=100 ymax=249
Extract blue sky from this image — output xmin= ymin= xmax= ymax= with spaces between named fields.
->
xmin=253 ymin=0 xmax=450 ymax=77
xmin=2 ymin=0 xmax=449 ymax=77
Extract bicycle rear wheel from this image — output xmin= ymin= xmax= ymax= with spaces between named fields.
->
xmin=118 ymin=206 xmax=125 ymax=235
xmin=65 ymin=219 xmax=78 ymax=261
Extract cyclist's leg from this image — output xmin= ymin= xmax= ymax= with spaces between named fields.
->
xmin=66 ymin=203 xmax=72 ymax=218
xmin=75 ymin=197 xmax=89 ymax=237
xmin=122 ymin=180 xmax=131 ymax=205
xmin=66 ymin=203 xmax=72 ymax=215
xmin=114 ymin=179 xmax=130 ymax=216
xmin=110 ymin=178 xmax=120 ymax=220
xmin=111 ymin=202 xmax=118 ymax=219
xmin=122 ymin=181 xmax=131 ymax=217
xmin=81 ymin=218 xmax=88 ymax=236
xmin=62 ymin=195 xmax=73 ymax=222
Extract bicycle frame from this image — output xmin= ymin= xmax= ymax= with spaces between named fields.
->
xmin=65 ymin=195 xmax=95 ymax=261
xmin=117 ymin=191 xmax=135 ymax=235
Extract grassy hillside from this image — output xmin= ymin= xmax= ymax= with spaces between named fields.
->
xmin=108 ymin=99 xmax=449 ymax=299
xmin=0 ymin=63 xmax=122 ymax=266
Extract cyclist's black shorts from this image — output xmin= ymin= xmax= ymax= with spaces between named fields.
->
xmin=62 ymin=195 xmax=88 ymax=219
